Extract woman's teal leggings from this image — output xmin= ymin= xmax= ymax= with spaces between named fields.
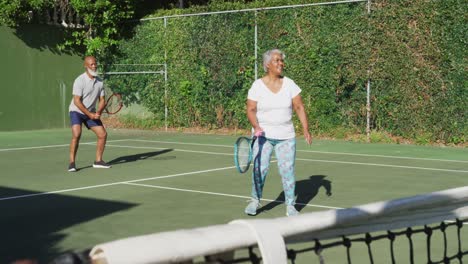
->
xmin=251 ymin=137 xmax=296 ymax=206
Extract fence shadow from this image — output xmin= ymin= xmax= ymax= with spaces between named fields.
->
xmin=0 ymin=186 xmax=137 ymax=263
xmin=12 ymin=24 xmax=80 ymax=55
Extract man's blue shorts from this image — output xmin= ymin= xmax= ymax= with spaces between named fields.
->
xmin=70 ymin=111 xmax=103 ymax=129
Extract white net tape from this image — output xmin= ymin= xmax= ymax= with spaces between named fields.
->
xmin=89 ymin=186 xmax=468 ymax=264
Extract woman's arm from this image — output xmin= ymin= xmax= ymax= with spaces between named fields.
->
xmin=292 ymin=95 xmax=312 ymax=145
xmin=246 ymin=99 xmax=263 ymax=134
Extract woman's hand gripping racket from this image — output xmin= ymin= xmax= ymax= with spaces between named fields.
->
xmin=234 ymin=131 xmax=264 ymax=173
xmin=104 ymin=92 xmax=123 ymax=115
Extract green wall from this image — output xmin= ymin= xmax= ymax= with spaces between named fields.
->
xmin=0 ymin=25 xmax=82 ymax=131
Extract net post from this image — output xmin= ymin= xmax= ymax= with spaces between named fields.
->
xmin=164 ymin=16 xmax=168 ymax=132
xmin=366 ymin=0 xmax=372 ymax=143
xmin=254 ymin=10 xmax=258 ymax=80
xmin=366 ymin=77 xmax=371 ymax=143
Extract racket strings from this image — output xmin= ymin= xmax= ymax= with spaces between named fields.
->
xmin=105 ymin=94 xmax=123 ymax=114
xmin=237 ymin=140 xmax=251 ymax=170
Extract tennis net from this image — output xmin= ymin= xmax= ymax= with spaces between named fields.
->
xmin=89 ymin=186 xmax=468 ymax=264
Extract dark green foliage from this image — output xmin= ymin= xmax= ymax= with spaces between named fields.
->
xmin=368 ymin=0 xmax=467 ymax=144
xmin=109 ymin=0 xmax=466 ymax=144
xmin=0 ymin=0 xmax=140 ymax=56
xmin=0 ymin=0 xmax=55 ymax=26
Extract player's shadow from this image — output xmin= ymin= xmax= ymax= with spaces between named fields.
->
xmin=75 ymin=149 xmax=174 ymax=171
xmin=108 ymin=149 xmax=174 ymax=165
xmin=257 ymin=175 xmax=332 ymax=214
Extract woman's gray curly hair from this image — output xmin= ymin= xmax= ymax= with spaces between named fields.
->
xmin=262 ymin=49 xmax=285 ymax=72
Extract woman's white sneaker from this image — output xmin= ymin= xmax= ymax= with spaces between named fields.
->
xmin=245 ymin=199 xmax=261 ymax=215
xmin=286 ymin=205 xmax=299 ymax=216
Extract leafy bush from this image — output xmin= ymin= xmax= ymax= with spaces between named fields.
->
xmin=107 ymin=0 xmax=466 ymax=144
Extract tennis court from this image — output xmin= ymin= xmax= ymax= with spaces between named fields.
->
xmin=0 ymin=128 xmax=467 ymax=263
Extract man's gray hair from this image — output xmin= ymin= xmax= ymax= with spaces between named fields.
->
xmin=262 ymin=49 xmax=285 ymax=72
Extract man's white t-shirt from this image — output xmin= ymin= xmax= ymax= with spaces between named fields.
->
xmin=69 ymin=73 xmax=105 ymax=114
xmin=247 ymin=76 xmax=301 ymax=140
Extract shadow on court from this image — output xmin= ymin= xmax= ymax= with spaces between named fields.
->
xmin=108 ymin=149 xmax=175 ymax=165
xmin=257 ymin=175 xmax=332 ymax=214
xmin=76 ymin=149 xmax=175 ymax=171
xmin=0 ymin=186 xmax=137 ymax=263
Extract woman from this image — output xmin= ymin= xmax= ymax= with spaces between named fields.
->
xmin=245 ymin=49 xmax=312 ymax=216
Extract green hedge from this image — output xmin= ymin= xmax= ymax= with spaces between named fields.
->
xmin=368 ymin=0 xmax=467 ymax=144
xmin=106 ymin=0 xmax=466 ymax=144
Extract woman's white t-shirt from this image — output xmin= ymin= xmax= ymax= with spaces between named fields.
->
xmin=247 ymin=76 xmax=301 ymax=140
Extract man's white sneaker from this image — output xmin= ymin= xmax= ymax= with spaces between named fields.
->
xmin=93 ymin=161 xmax=111 ymax=168
xmin=68 ymin=162 xmax=77 ymax=172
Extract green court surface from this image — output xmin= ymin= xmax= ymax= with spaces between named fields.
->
xmin=0 ymin=128 xmax=467 ymax=263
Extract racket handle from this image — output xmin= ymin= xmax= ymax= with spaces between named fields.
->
xmin=254 ymin=131 xmax=264 ymax=137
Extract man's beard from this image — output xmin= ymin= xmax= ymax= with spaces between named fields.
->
xmin=87 ymin=67 xmax=98 ymax=77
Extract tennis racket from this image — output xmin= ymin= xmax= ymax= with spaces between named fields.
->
xmin=104 ymin=92 xmax=123 ymax=115
xmin=234 ymin=136 xmax=257 ymax=173
xmin=234 ymin=131 xmax=264 ymax=173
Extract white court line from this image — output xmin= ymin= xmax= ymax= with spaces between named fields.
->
xmin=129 ymin=139 xmax=468 ymax=163
xmin=121 ymin=183 xmax=468 ymax=225
xmin=0 ymin=165 xmax=236 ymax=201
xmin=131 ymin=139 xmax=232 ymax=148
xmin=0 ymin=159 xmax=338 ymax=210
xmin=123 ymin=182 xmax=342 ymax=210
xmin=0 ymin=139 xmax=130 ymax=152
xmin=2 ymin=139 xmax=463 ymax=173
xmin=104 ymin=144 xmax=466 ymax=173
xmin=3 ymin=139 xmax=463 ymax=179
xmin=298 ymin=149 xmax=468 ymax=163
xmin=106 ymin=144 xmax=233 ymax=156
xmin=1 ymin=162 xmax=465 ymax=224
xmin=1 ymin=138 xmax=466 ymax=164
xmin=296 ymin=158 xmax=468 ymax=173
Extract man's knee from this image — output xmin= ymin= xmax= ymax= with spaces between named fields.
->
xmin=95 ymin=128 xmax=107 ymax=140
xmin=101 ymin=132 xmax=107 ymax=141
xmin=71 ymin=130 xmax=82 ymax=142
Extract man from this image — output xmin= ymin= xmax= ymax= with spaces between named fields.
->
xmin=68 ymin=56 xmax=111 ymax=172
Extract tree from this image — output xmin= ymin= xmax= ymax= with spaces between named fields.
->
xmin=0 ymin=0 xmax=221 ymax=57
xmin=64 ymin=0 xmax=139 ymax=56
xmin=0 ymin=0 xmax=54 ymax=26
xmin=0 ymin=0 xmax=139 ymax=57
